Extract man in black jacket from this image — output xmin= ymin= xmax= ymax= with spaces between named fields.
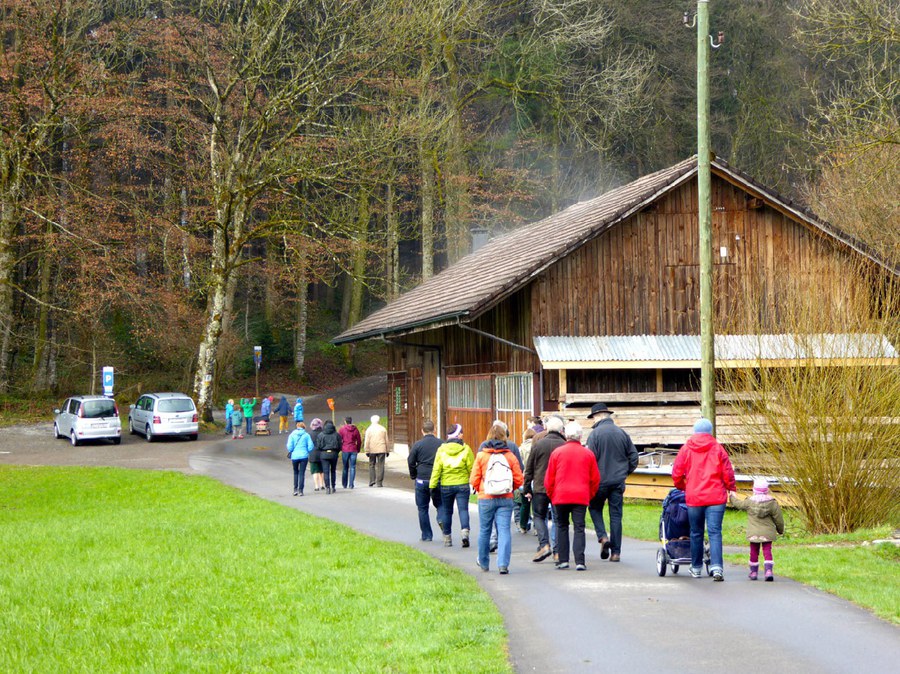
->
xmin=524 ymin=415 xmax=566 ymax=562
xmin=408 ymin=420 xmax=445 ymax=542
xmin=586 ymin=403 xmax=639 ymax=562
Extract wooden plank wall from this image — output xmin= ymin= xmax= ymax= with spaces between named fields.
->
xmin=531 ymin=174 xmax=862 ymax=337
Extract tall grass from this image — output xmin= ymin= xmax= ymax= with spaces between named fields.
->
xmin=0 ymin=466 xmax=509 ymax=673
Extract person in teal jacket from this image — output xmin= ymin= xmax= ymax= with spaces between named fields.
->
xmin=287 ymin=422 xmax=314 ymax=496
xmin=430 ymin=424 xmax=475 ymax=547
xmin=230 ymin=406 xmax=244 ymax=440
xmin=224 ymin=399 xmax=235 ymax=435
xmin=293 ymin=397 xmax=304 ymax=423
xmin=240 ymin=397 xmax=256 ymax=435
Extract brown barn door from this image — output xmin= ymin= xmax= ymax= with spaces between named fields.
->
xmin=407 ymin=366 xmax=423 ymax=444
xmin=387 ymin=371 xmax=409 ymax=445
xmin=422 ymin=350 xmax=440 ymax=436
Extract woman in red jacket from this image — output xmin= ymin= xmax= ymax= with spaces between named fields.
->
xmin=672 ymin=418 xmax=736 ymax=582
xmin=544 ymin=422 xmax=600 ymax=571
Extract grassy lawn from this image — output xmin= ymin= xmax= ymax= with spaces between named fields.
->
xmin=601 ymin=499 xmax=899 ymax=624
xmin=0 ymin=466 xmax=509 ymax=673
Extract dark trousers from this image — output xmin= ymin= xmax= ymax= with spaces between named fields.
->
xmin=368 ymin=453 xmax=386 ymax=486
xmin=291 ymin=459 xmax=308 ymax=493
xmin=532 ymin=492 xmax=552 ymax=548
xmin=555 ymin=503 xmax=587 ymax=565
xmin=589 ymin=482 xmax=625 ymax=554
xmin=321 ymin=455 xmax=338 ymax=489
xmin=415 ymin=480 xmax=444 ymax=541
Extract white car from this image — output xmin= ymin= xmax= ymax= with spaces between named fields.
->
xmin=129 ymin=392 xmax=199 ymax=441
xmin=54 ymin=396 xmax=122 ymax=446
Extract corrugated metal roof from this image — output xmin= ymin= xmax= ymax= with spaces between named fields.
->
xmin=533 ymin=334 xmax=900 ymax=366
xmin=333 ymin=156 xmax=895 ymax=344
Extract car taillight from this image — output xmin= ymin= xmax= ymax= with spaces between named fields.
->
xmin=153 ymin=416 xmax=161 ymax=424
xmin=192 ymin=413 xmax=198 ymax=423
xmin=78 ymin=407 xmax=84 ymax=418
xmin=114 ymin=405 xmax=119 ymax=416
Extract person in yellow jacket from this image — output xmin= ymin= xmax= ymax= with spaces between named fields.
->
xmin=430 ymin=423 xmax=475 ymax=548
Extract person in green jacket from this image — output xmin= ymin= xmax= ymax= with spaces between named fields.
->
xmin=430 ymin=423 xmax=475 ymax=548
xmin=729 ymin=478 xmax=785 ymax=581
xmin=239 ymin=397 xmax=257 ymax=436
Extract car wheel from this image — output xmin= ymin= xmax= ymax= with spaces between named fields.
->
xmin=129 ymin=419 xmax=136 ymax=435
xmin=53 ymin=423 xmax=61 ymax=439
xmin=189 ymin=433 xmax=198 ymax=441
xmin=112 ymin=437 xmax=121 ymax=445
xmin=145 ymin=425 xmax=154 ymax=442
xmin=70 ymin=430 xmax=79 ymax=447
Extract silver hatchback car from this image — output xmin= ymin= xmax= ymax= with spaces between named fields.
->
xmin=129 ymin=392 xmax=199 ymax=441
xmin=54 ymin=396 xmax=122 ymax=446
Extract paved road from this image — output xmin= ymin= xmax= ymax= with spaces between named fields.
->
xmin=191 ymin=434 xmax=899 ymax=674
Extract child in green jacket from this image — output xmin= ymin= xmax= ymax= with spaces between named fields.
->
xmin=730 ymin=478 xmax=785 ymax=581
xmin=239 ymin=398 xmax=257 ymax=436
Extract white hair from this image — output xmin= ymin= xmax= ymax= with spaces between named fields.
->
xmin=370 ymin=415 xmax=380 ymax=424
xmin=545 ymin=416 xmax=565 ymax=433
xmin=492 ymin=419 xmax=508 ymax=433
xmin=564 ymin=421 xmax=583 ymax=441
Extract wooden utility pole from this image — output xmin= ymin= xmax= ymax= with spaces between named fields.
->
xmin=697 ymin=0 xmax=716 ymax=431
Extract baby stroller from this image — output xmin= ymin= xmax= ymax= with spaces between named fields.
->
xmin=656 ymin=488 xmax=710 ymax=576
xmin=254 ymin=419 xmax=271 ymax=436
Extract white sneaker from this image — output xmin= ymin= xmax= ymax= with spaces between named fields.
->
xmin=690 ymin=567 xmax=702 ymax=578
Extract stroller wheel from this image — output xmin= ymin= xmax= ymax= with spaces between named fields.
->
xmin=656 ymin=548 xmax=667 ymax=577
xmin=672 ymin=564 xmax=680 ymax=574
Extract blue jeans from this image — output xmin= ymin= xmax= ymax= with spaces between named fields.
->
xmin=291 ymin=459 xmax=308 ymax=493
xmin=688 ymin=503 xmax=725 ymax=572
xmin=440 ymin=484 xmax=471 ymax=535
xmin=478 ymin=498 xmax=514 ymax=570
xmin=415 ymin=480 xmax=444 ymax=541
xmin=341 ymin=452 xmax=357 ymax=488
xmin=225 ymin=417 xmax=232 ymax=434
xmin=245 ymin=416 xmax=253 ymax=434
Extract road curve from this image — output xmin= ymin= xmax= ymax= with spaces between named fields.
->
xmin=191 ymin=436 xmax=899 ymax=674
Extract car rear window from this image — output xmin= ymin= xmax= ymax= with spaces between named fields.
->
xmin=82 ymin=400 xmax=118 ymax=418
xmin=158 ymin=398 xmax=195 ymax=413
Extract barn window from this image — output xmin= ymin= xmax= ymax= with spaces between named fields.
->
xmin=495 ymin=373 xmax=533 ymax=412
xmin=447 ymin=376 xmax=492 ymax=410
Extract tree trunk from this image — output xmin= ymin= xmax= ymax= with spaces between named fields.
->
xmin=193 ymin=272 xmax=228 ymax=422
xmin=0 ymin=197 xmax=18 ymax=393
xmin=419 ymin=140 xmax=435 ymax=280
xmin=386 ymin=181 xmax=400 ymax=300
xmin=442 ymin=35 xmax=470 ymax=264
xmin=347 ymin=187 xmax=370 ymax=328
xmin=30 ymin=224 xmax=53 ymax=392
xmin=294 ymin=268 xmax=308 ymax=376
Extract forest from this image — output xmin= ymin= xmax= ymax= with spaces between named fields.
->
xmin=0 ymin=0 xmax=896 ymax=417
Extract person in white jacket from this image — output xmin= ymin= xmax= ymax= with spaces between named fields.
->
xmin=364 ymin=415 xmax=390 ymax=487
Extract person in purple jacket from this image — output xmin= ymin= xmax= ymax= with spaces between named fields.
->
xmin=338 ymin=416 xmax=362 ymax=489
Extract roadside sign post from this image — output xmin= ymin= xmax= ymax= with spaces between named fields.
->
xmin=254 ymin=346 xmax=262 ymax=398
xmin=102 ymin=367 xmax=114 ymax=397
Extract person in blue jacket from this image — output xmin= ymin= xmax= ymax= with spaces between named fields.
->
xmin=293 ymin=397 xmax=304 ymax=423
xmin=224 ymin=399 xmax=234 ymax=435
xmin=287 ymin=421 xmax=314 ymax=496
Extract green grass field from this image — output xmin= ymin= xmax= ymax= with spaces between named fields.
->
xmin=0 ymin=466 xmax=509 ymax=673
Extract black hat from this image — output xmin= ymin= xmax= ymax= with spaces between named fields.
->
xmin=587 ymin=402 xmax=612 ymax=419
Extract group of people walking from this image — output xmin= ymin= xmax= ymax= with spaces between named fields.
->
xmin=408 ymin=403 xmax=784 ymax=580
xmin=285 ymin=414 xmax=392 ymax=496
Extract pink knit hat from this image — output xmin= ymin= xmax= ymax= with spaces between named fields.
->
xmin=753 ymin=477 xmax=770 ymax=494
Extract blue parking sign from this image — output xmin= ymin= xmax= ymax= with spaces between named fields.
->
xmin=102 ymin=366 xmax=114 ymax=396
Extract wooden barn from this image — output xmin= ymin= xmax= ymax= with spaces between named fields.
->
xmin=333 ymin=157 xmax=898 ymax=462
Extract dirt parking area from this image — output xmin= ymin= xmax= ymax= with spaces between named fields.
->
xmin=0 ymin=422 xmax=214 ymax=473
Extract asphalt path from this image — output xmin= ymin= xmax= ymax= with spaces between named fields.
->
xmin=190 ymin=433 xmax=899 ymax=674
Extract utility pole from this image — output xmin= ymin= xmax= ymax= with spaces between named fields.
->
xmin=691 ymin=1 xmax=721 ymax=431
